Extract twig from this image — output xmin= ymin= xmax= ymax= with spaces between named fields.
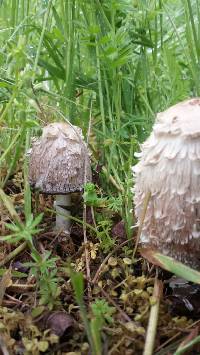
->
xmin=7 ymin=283 xmax=36 ymax=292
xmin=143 ymin=277 xmax=163 ymax=355
xmin=90 ymin=206 xmax=97 ymax=231
xmin=92 ymin=236 xmax=136 ymax=284
xmin=0 ymin=242 xmax=27 ymax=267
xmin=108 ymin=336 xmax=125 ymax=355
xmin=100 ymin=286 xmax=131 ymax=322
xmin=49 ymin=229 xmax=63 ymax=247
xmin=83 ymin=97 xmax=93 ymax=301
xmin=132 ymin=191 xmax=151 ymax=258
xmin=4 ymin=294 xmax=26 ymax=305
xmin=155 ymin=319 xmax=200 ymax=353
xmin=0 ymin=334 xmax=10 ymax=355
xmin=174 ymin=334 xmax=200 ymax=355
xmin=0 ymin=268 xmax=12 ymax=305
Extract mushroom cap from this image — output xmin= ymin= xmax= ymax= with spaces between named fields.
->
xmin=29 ymin=122 xmax=92 ymax=194
xmin=132 ymin=98 xmax=200 ymax=268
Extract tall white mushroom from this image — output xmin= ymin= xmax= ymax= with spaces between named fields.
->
xmin=29 ymin=122 xmax=91 ymax=233
xmin=132 ymin=98 xmax=200 ymax=268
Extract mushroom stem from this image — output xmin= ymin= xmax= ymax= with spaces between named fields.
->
xmin=55 ymin=194 xmax=71 ymax=232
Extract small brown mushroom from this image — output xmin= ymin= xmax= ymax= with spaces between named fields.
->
xmin=132 ymin=98 xmax=200 ymax=269
xmin=29 ymin=122 xmax=91 ymax=232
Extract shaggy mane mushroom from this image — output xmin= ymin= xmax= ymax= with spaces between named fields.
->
xmin=132 ymin=98 xmax=200 ymax=269
xmin=29 ymin=122 xmax=91 ymax=233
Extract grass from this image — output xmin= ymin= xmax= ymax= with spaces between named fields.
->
xmin=0 ymin=0 xmax=200 ymax=354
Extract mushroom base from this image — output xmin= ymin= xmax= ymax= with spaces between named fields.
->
xmin=141 ymin=241 xmax=200 ymax=270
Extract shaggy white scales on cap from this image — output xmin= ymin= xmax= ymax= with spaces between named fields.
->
xmin=132 ymin=98 xmax=200 ymax=268
xmin=29 ymin=122 xmax=92 ymax=232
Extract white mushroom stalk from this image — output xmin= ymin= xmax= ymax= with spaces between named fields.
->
xmin=29 ymin=122 xmax=92 ymax=233
xmin=54 ymin=194 xmax=71 ymax=232
xmin=132 ymin=98 xmax=200 ymax=269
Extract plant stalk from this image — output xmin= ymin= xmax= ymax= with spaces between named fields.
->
xmin=143 ymin=278 xmax=163 ymax=355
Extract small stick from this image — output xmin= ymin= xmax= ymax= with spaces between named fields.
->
xmin=92 ymin=237 xmax=135 ymax=284
xmin=83 ymin=98 xmax=93 ymax=301
xmin=155 ymin=319 xmax=200 ymax=352
xmin=108 ymin=336 xmax=125 ymax=355
xmin=132 ymin=191 xmax=151 ymax=258
xmin=174 ymin=333 xmax=200 ymax=355
xmin=143 ymin=277 xmax=163 ymax=355
xmin=90 ymin=206 xmax=97 ymax=230
xmin=7 ymin=283 xmax=36 ymax=292
xmin=0 ymin=268 xmax=12 ymax=305
xmin=0 ymin=334 xmax=10 ymax=355
xmin=4 ymin=294 xmax=24 ymax=305
xmin=0 ymin=242 xmax=27 ymax=267
xmin=100 ymin=286 xmax=132 ymax=323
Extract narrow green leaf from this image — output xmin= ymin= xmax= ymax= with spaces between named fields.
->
xmin=31 ymin=306 xmax=45 ymax=318
xmin=141 ymin=248 xmax=200 ymax=284
xmin=29 ymin=213 xmax=44 ymax=228
xmin=70 ymin=271 xmax=84 ymax=305
xmin=0 ymin=269 xmax=27 ymax=278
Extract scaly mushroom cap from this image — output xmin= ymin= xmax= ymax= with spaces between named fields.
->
xmin=29 ymin=122 xmax=92 ymax=194
xmin=132 ymin=98 xmax=200 ymax=268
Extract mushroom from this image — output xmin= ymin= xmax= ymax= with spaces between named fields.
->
xmin=132 ymin=98 xmax=200 ymax=269
xmin=29 ymin=122 xmax=92 ymax=233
